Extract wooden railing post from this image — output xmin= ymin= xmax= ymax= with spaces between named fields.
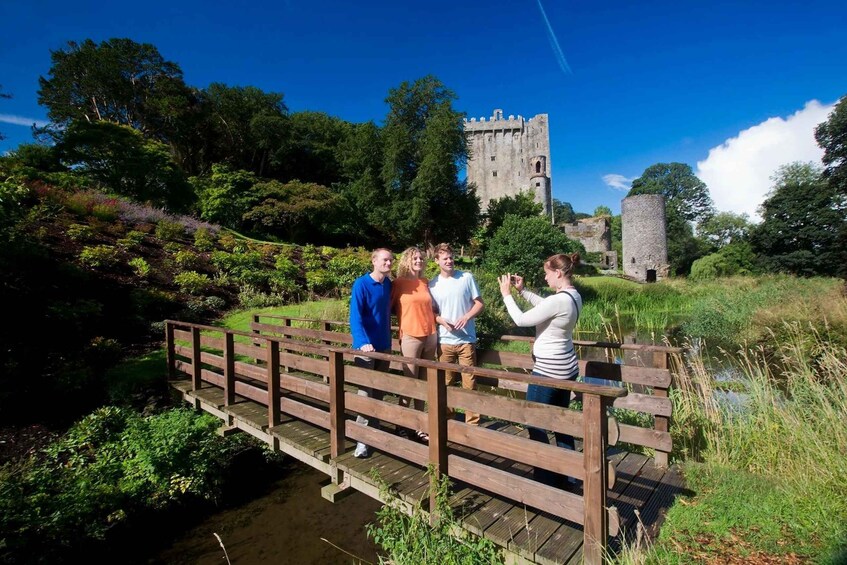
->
xmin=224 ymin=332 xmax=235 ymax=406
xmin=652 ymin=351 xmax=670 ymax=468
xmin=165 ymin=322 xmax=176 ymax=379
xmin=583 ymin=392 xmax=610 ymax=565
xmin=252 ymin=314 xmax=262 ymax=364
xmin=427 ymin=367 xmax=448 ymax=522
xmin=329 ymin=350 xmax=345 ymax=458
xmin=191 ymin=326 xmax=202 ymax=391
xmin=267 ymin=339 xmax=280 ymax=428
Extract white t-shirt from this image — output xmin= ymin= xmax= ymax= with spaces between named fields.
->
xmin=428 ymin=271 xmax=482 ymax=345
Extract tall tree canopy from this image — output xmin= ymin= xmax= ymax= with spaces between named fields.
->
xmin=697 ymin=211 xmax=752 ymax=249
xmin=628 ymin=162 xmax=714 ymax=224
xmin=629 ymin=162 xmax=715 ymax=274
xmin=750 ymin=162 xmax=847 ymax=277
xmin=38 ymin=38 xmax=193 ymax=141
xmin=815 ymin=95 xmax=847 ymax=197
xmin=379 ymin=75 xmax=479 ymax=247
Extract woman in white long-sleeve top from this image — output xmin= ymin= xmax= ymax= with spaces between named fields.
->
xmin=498 ymin=253 xmax=582 ymax=488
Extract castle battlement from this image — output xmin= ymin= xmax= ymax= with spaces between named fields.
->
xmin=463 ymin=108 xmax=552 ymax=216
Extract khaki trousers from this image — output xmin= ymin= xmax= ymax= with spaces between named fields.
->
xmin=437 ymin=342 xmax=479 ymax=426
xmin=399 ymin=333 xmax=437 ymax=412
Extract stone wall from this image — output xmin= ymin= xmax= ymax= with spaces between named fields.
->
xmin=465 ymin=109 xmax=552 ymax=215
xmin=563 ymin=216 xmax=611 ymax=253
xmin=621 ymin=194 xmax=669 ymax=282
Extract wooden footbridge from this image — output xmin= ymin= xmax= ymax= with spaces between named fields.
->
xmin=166 ymin=315 xmax=686 ymax=564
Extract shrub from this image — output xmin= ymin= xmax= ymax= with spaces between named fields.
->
xmin=67 ymin=223 xmax=94 ymax=241
xmin=79 ymin=245 xmax=120 ymax=269
xmin=163 ymin=241 xmax=182 ymax=253
xmin=174 ymin=271 xmax=212 ymax=295
xmin=306 ymin=269 xmax=335 ymax=296
xmin=274 ymin=254 xmax=300 ymax=279
xmin=117 ymin=230 xmax=146 ymax=249
xmin=173 ymin=250 xmax=200 ymax=269
xmin=194 ymin=227 xmax=216 ymax=252
xmin=64 ymin=191 xmax=97 ymax=216
xmin=90 ymin=200 xmax=119 ymax=222
xmin=238 ymin=285 xmax=287 ymax=308
xmin=155 ymin=219 xmax=185 ymax=241
xmin=217 ymin=232 xmax=238 ymax=251
xmin=204 ymin=295 xmax=226 ymax=310
xmin=484 ymin=214 xmax=583 ymax=285
xmin=128 ymin=257 xmax=151 ymax=278
xmin=327 ymin=250 xmax=371 ymax=291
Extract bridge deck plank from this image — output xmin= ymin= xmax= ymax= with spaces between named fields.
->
xmin=172 ymin=378 xmax=680 ymax=564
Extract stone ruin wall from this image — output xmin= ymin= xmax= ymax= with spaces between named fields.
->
xmin=464 ymin=109 xmax=552 ymax=215
xmin=563 ymin=216 xmax=611 ymax=253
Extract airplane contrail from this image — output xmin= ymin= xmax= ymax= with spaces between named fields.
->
xmin=536 ymin=0 xmax=573 ymax=75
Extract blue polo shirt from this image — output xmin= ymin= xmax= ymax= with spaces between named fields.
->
xmin=349 ymin=273 xmax=392 ymax=350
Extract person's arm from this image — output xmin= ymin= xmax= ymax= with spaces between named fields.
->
xmin=453 ymin=274 xmax=484 ymax=330
xmin=349 ymin=281 xmax=373 ymax=351
xmin=520 ymin=288 xmax=544 ymax=306
xmin=502 ymin=293 xmax=558 ymax=327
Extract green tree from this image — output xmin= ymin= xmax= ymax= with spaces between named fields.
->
xmin=593 ymin=205 xmax=612 ymax=217
xmin=38 ymin=38 xmax=192 ymax=141
xmin=282 ymin=111 xmax=352 ymax=186
xmin=629 ymin=163 xmax=715 ymax=274
xmin=199 ymin=83 xmax=289 ymax=176
xmin=242 ymin=179 xmax=342 ymax=243
xmin=689 ymin=242 xmax=758 ymax=280
xmin=484 ymin=214 xmax=582 ymax=285
xmin=815 ymin=95 xmax=847 ymax=197
xmin=483 ymin=190 xmax=543 ymax=240
xmin=629 ymin=162 xmax=714 ymax=224
xmin=552 ymin=199 xmax=577 ymax=223
xmin=380 ymin=75 xmax=480 ymax=246
xmin=750 ymin=162 xmax=847 ymax=276
xmin=697 ymin=211 xmax=753 ymax=249
xmin=56 ymin=121 xmax=192 ymax=210
xmin=191 ymin=164 xmax=259 ymax=228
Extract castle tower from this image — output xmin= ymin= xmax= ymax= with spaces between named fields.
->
xmin=464 ymin=109 xmax=552 ymax=216
xmin=621 ymin=194 xmax=669 ymax=282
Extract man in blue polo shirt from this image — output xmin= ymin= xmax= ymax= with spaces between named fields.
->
xmin=349 ymin=247 xmax=393 ymax=458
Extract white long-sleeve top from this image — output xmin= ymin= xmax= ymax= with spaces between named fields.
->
xmin=502 ymin=288 xmax=582 ymax=379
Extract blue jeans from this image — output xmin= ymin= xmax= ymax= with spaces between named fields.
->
xmin=526 ymin=375 xmax=575 ymax=487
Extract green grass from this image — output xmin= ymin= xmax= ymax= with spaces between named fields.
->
xmin=104 ymin=349 xmax=168 ymax=403
xmin=651 ymin=463 xmax=842 ymax=563
xmin=636 ymin=323 xmax=847 ymax=563
xmin=217 ymin=299 xmax=348 ymax=333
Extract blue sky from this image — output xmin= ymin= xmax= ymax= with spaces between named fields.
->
xmin=1 ymin=0 xmax=845 ymax=216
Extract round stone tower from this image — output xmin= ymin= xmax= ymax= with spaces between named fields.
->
xmin=621 ymin=194 xmax=669 ymax=282
xmin=529 ymin=155 xmax=552 ymax=215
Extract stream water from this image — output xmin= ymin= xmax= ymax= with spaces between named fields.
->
xmin=146 ymin=459 xmax=382 ymax=565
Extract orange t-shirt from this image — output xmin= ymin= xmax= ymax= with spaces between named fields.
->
xmin=391 ymin=277 xmax=436 ymax=338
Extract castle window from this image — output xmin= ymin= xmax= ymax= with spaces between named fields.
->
xmin=535 ymin=161 xmax=541 ymax=174
xmin=631 ymin=257 xmax=636 ymax=264
xmin=535 ymin=182 xmax=540 ymax=187
xmin=493 ymin=171 xmax=498 ymax=177
xmin=490 ymin=156 xmax=495 ymax=161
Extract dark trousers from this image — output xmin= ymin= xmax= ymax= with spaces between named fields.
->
xmin=526 ymin=378 xmax=575 ymax=488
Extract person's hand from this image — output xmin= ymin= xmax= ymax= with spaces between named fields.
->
xmin=454 ymin=314 xmax=470 ymax=330
xmin=512 ymin=274 xmax=525 ymax=292
xmin=360 ymin=343 xmax=375 ymax=352
xmin=498 ymin=274 xmax=512 ymax=297
xmin=436 ymin=315 xmax=455 ymax=332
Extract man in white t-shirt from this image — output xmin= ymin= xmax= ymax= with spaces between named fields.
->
xmin=428 ymin=243 xmax=484 ymax=425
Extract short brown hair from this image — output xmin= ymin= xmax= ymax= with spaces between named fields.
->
xmin=433 ymin=243 xmax=453 ymax=258
xmin=545 ymin=252 xmax=580 ymax=277
xmin=371 ymin=247 xmax=392 ymax=261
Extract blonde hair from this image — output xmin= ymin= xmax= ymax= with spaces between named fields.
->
xmin=545 ymin=252 xmax=580 ymax=277
xmin=371 ymin=247 xmax=392 ymax=261
xmin=397 ymin=246 xmax=424 ymax=278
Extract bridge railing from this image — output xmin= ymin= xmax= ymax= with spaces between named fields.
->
xmin=166 ymin=318 xmax=628 ymax=565
xmin=252 ymin=314 xmax=679 ymax=467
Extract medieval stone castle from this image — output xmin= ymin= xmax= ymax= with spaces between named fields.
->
xmin=465 ymin=109 xmax=669 ymax=282
xmin=464 ymin=109 xmax=552 ymax=216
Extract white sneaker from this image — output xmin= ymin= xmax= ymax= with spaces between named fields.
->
xmin=354 ymin=443 xmax=369 ymax=458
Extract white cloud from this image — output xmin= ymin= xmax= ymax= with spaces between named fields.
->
xmin=602 ymin=173 xmax=634 ymax=191
xmin=0 ymin=114 xmax=48 ymax=128
xmin=696 ymin=100 xmax=833 ymax=221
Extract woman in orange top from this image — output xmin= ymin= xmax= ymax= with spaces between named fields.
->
xmin=391 ymin=246 xmax=437 ymax=443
